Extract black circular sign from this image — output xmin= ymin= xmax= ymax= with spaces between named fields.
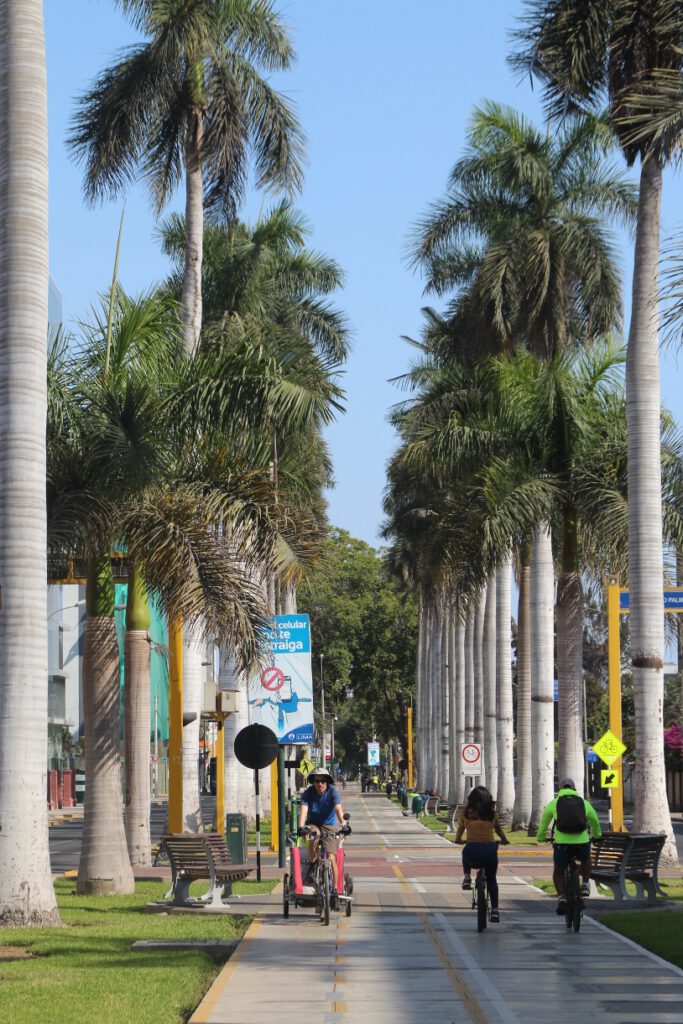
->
xmin=234 ymin=724 xmax=279 ymax=770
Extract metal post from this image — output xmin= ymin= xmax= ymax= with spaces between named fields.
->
xmin=320 ymin=653 xmax=325 ymax=762
xmin=215 ymin=716 xmax=225 ymax=835
xmin=277 ymin=747 xmax=286 ymax=868
xmin=407 ymin=705 xmax=414 ymax=789
xmin=153 ymin=694 xmax=159 ymax=799
xmin=254 ymin=769 xmax=262 ymax=882
xmin=607 ymin=581 xmax=624 ymax=831
xmin=168 ymin=616 xmax=183 ymax=832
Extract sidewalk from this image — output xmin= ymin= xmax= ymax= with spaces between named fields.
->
xmin=189 ymin=790 xmax=683 ymax=1024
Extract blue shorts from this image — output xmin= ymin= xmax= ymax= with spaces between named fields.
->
xmin=553 ymin=843 xmax=591 ymax=869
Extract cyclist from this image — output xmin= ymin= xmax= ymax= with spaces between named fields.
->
xmin=536 ymin=777 xmax=602 ymax=915
xmin=299 ymin=767 xmax=347 ymax=894
xmin=455 ymin=785 xmax=509 ymax=923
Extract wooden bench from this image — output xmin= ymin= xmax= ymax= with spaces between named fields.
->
xmin=591 ymin=831 xmax=667 ymax=904
xmin=160 ymin=832 xmax=253 ymax=908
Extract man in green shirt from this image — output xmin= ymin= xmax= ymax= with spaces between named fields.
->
xmin=536 ymin=778 xmax=602 ymax=914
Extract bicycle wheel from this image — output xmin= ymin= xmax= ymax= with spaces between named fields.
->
xmin=476 ymin=875 xmax=487 ymax=933
xmin=321 ymin=866 xmax=330 ymax=926
xmin=572 ymin=896 xmax=581 ymax=932
xmin=283 ymin=873 xmax=290 ymax=918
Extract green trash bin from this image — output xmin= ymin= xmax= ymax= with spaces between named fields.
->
xmin=225 ymin=813 xmax=248 ymax=863
xmin=75 ymin=771 xmax=86 ymax=805
xmin=289 ymin=794 xmax=301 ymax=834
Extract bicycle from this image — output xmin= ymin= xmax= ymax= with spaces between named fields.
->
xmin=562 ymin=848 xmax=583 ymax=933
xmin=282 ymin=819 xmax=353 ymax=925
xmin=473 ymin=862 xmax=489 ymax=932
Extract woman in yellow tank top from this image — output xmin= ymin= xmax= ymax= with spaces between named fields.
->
xmin=455 ymin=785 xmax=509 ymax=921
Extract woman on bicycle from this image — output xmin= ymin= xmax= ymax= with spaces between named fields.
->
xmin=299 ymin=768 xmax=346 ymax=893
xmin=455 ymin=785 xmax=509 ymax=922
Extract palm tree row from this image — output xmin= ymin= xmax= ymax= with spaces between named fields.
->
xmin=385 ymin=97 xmax=683 ymax=860
xmin=1 ymin=0 xmax=350 ymax=922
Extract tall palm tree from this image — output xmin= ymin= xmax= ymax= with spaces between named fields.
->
xmin=0 ymin=0 xmax=59 ymax=926
xmin=69 ymin=0 xmax=305 ymax=355
xmin=511 ymin=0 xmax=683 ymax=861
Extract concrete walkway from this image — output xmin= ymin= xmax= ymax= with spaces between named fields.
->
xmin=189 ymin=790 xmax=683 ymax=1024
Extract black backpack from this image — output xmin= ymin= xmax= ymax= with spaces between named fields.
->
xmin=555 ymin=794 xmax=587 ymax=834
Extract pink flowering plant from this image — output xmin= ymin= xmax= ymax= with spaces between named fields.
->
xmin=664 ymin=722 xmax=683 ymax=766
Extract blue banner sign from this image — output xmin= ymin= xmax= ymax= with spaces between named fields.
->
xmin=619 ymin=589 xmax=683 ymax=612
xmin=247 ymin=614 xmax=314 ymax=743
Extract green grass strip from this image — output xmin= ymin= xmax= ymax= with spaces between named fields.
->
xmin=0 ymin=879 xmax=273 ymax=1024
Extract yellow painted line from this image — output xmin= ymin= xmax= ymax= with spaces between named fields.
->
xmin=332 ymin=1002 xmax=347 ymax=1013
xmin=393 ymin=861 xmax=491 ymax=1024
xmin=189 ymin=917 xmax=262 ymax=1024
xmin=419 ymin=910 xmax=491 ymax=1024
xmin=63 ymin=870 xmax=77 ymax=878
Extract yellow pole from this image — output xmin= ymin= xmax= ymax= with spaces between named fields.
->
xmin=607 ymin=582 xmax=625 ymax=831
xmin=168 ymin=616 xmax=183 ymax=833
xmin=270 ymin=759 xmax=279 ymax=852
xmin=215 ymin=716 xmax=225 ymax=836
xmin=407 ymin=706 xmax=414 ymax=789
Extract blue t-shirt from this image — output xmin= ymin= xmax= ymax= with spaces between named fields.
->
xmin=301 ymin=784 xmax=341 ymax=826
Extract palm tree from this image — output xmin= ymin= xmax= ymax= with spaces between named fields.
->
xmin=49 ymin=292 xmax=315 ymax=888
xmin=69 ymin=0 xmax=305 ymax=355
xmin=511 ymin=0 xmax=683 ymax=861
xmin=0 ymin=0 xmax=59 ymax=926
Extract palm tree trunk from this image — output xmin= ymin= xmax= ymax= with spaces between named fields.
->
xmin=181 ymin=113 xmax=204 ymax=355
xmin=528 ymin=525 xmax=555 ymax=834
xmin=483 ymin=574 xmax=497 ymax=793
xmin=427 ymin=600 xmax=439 ymax=792
xmin=440 ymin=603 xmax=450 ymax=798
xmin=447 ymin=598 xmax=458 ymax=805
xmin=415 ymin=594 xmax=425 ymax=785
xmin=473 ymin=588 xmax=486 ymax=786
xmin=556 ymin=510 xmax=584 ymax=793
xmin=455 ymin=618 xmax=466 ymax=805
xmin=78 ymin=560 xmax=134 ymax=894
xmin=221 ymin=652 xmax=252 ymax=817
xmin=124 ymin=567 xmax=152 ymax=865
xmin=0 ymin=0 xmax=58 ymax=925
xmin=496 ymin=555 xmax=515 ymax=824
xmin=512 ymin=539 xmax=532 ymax=830
xmin=181 ymin=627 xmax=204 ymax=831
xmin=627 ymin=156 xmax=676 ymax=861
xmin=464 ymin=606 xmax=475 ymax=799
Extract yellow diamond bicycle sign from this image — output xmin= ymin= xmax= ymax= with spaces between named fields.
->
xmin=593 ymin=730 xmax=626 ymax=767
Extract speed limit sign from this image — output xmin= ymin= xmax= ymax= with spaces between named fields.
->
xmin=461 ymin=743 xmax=482 ymax=776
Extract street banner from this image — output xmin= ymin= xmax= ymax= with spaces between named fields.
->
xmin=367 ymin=741 xmax=380 ymax=766
xmin=247 ymin=614 xmax=313 ymax=743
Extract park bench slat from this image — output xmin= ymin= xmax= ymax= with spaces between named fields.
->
xmin=591 ymin=831 xmax=666 ymax=904
xmin=160 ymin=832 xmax=253 ymax=908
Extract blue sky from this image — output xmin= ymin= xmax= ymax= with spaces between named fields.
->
xmin=45 ymin=1 xmax=683 ymax=549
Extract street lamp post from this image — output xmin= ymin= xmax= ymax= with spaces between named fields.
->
xmin=319 ymin=653 xmax=325 ymax=764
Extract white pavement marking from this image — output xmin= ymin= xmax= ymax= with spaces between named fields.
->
xmin=408 ymin=878 xmax=427 ymax=893
xmin=434 ymin=910 xmax=521 ymax=1024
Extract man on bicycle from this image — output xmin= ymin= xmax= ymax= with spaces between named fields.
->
xmin=537 ymin=777 xmax=602 ymax=915
xmin=299 ymin=767 xmax=347 ymax=894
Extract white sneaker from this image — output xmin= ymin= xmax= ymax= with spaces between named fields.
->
xmin=580 ymin=882 xmax=590 ymax=897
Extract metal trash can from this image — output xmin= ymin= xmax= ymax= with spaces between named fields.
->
xmin=225 ymin=812 xmax=248 ymax=863
xmin=75 ymin=771 xmax=86 ymax=805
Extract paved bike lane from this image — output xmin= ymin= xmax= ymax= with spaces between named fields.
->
xmin=190 ymin=790 xmax=683 ymax=1024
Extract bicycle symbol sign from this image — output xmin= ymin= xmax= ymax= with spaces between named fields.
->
xmin=593 ymin=729 xmax=627 ymax=767
xmin=461 ymin=743 xmax=482 ymax=776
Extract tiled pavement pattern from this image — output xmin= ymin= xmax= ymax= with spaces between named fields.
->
xmin=186 ymin=789 xmax=683 ymax=1024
